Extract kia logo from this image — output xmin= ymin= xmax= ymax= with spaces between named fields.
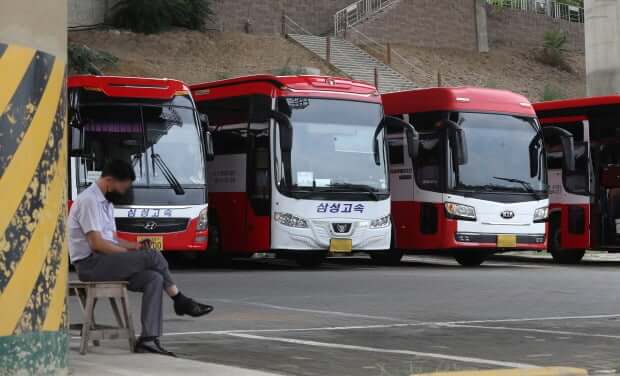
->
xmin=144 ymin=221 xmax=158 ymax=230
xmin=332 ymin=223 xmax=352 ymax=234
xmin=500 ymin=210 xmax=515 ymax=219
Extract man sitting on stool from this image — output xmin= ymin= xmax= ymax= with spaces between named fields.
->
xmin=68 ymin=159 xmax=213 ymax=356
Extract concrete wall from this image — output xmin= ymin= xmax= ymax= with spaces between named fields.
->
xmin=69 ymin=0 xmax=119 ymax=28
xmin=0 ymin=0 xmax=69 ymax=374
xmin=210 ymin=0 xmax=352 ymax=35
xmin=487 ymin=4 xmax=585 ymax=51
xmin=344 ymin=0 xmax=479 ymax=50
xmin=585 ymin=0 xmax=620 ymax=96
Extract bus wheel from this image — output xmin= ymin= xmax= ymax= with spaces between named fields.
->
xmin=549 ymin=226 xmax=585 ymax=264
xmin=296 ymin=253 xmax=325 ymax=268
xmin=454 ymin=253 xmax=486 ymax=267
xmin=370 ymin=250 xmax=403 ymax=266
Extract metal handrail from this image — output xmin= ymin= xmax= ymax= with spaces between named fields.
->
xmin=486 ymin=0 xmax=584 ymax=24
xmin=283 ymin=14 xmax=313 ymax=36
xmin=334 ymin=0 xmax=399 ymax=34
xmin=348 ymin=27 xmax=432 ymax=81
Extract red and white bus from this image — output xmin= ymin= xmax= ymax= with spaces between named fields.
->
xmin=68 ymin=75 xmax=213 ymax=254
xmin=190 ymin=75 xmax=417 ymax=267
xmin=535 ymin=96 xmax=620 ymax=264
xmin=383 ymin=87 xmax=574 ymax=266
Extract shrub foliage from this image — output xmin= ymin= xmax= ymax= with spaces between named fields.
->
xmin=112 ymin=0 xmax=214 ymax=34
xmin=68 ymin=44 xmax=118 ymax=75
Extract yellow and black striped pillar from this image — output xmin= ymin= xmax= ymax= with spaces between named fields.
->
xmin=0 ymin=1 xmax=68 ymax=374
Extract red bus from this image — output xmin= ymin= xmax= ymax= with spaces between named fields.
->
xmin=68 ymin=75 xmax=213 ymax=254
xmin=535 ymin=95 xmax=620 ymax=263
xmin=383 ymin=87 xmax=573 ymax=266
xmin=190 ymin=75 xmax=417 ymax=267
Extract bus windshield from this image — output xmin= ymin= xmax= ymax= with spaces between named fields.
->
xmin=74 ymin=95 xmax=205 ymax=189
xmin=449 ymin=112 xmax=546 ymax=194
xmin=276 ymin=97 xmax=387 ymax=195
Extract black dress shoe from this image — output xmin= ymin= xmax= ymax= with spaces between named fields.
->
xmin=134 ymin=338 xmax=176 ymax=357
xmin=174 ymin=297 xmax=214 ymax=317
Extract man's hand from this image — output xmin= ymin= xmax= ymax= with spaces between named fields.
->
xmin=139 ymin=239 xmax=154 ymax=250
xmin=86 ymin=231 xmax=130 ymax=254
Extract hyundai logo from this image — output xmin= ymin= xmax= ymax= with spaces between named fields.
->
xmin=144 ymin=221 xmax=158 ymax=230
xmin=500 ymin=210 xmax=515 ymax=219
xmin=332 ymin=223 xmax=352 ymax=234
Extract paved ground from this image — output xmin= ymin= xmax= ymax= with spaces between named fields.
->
xmin=69 ymin=254 xmax=620 ymax=376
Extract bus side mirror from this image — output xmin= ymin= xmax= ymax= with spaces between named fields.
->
xmin=199 ymin=113 xmax=209 ymax=126
xmin=378 ymin=116 xmax=419 ymax=164
xmin=529 ymin=133 xmax=543 ymax=178
xmin=440 ymin=120 xmax=467 ymax=165
xmin=204 ymin=131 xmax=215 ymax=161
xmin=269 ymin=110 xmax=293 ymax=153
xmin=543 ymin=126 xmax=575 ymax=172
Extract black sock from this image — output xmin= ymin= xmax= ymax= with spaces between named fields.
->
xmin=139 ymin=336 xmax=156 ymax=343
xmin=172 ymin=292 xmax=187 ymax=302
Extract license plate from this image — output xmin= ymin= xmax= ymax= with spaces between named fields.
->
xmin=497 ymin=234 xmax=517 ymax=248
xmin=137 ymin=236 xmax=164 ymax=251
xmin=330 ymin=239 xmax=353 ymax=253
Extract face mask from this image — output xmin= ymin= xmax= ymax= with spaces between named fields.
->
xmin=104 ymin=191 xmax=124 ymax=204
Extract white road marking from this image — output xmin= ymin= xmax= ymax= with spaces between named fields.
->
xmin=163 ymin=313 xmax=620 ymax=337
xmin=224 ymin=332 xmax=538 ymax=369
xmin=212 ymin=299 xmax=409 ymax=322
xmin=441 ymin=323 xmax=620 ymax=340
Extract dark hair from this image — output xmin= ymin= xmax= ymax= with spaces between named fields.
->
xmin=101 ymin=159 xmax=136 ymax=182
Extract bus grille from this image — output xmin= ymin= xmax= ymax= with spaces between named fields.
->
xmin=115 ymin=218 xmax=190 ymax=234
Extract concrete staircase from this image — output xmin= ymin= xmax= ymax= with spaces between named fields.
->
xmin=287 ymin=33 xmax=416 ymax=93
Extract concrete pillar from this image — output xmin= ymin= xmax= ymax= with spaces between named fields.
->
xmin=0 ymin=0 xmax=69 ymax=374
xmin=475 ymin=0 xmax=490 ymax=53
xmin=585 ymin=0 xmax=620 ymax=96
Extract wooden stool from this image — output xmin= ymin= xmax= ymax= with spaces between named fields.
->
xmin=69 ymin=281 xmax=136 ymax=355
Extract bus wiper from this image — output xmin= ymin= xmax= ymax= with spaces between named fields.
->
xmin=492 ymin=176 xmax=543 ymax=199
xmin=151 ymin=153 xmax=185 ymax=195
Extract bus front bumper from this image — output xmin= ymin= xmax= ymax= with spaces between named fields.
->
xmin=271 ymin=221 xmax=391 ymax=252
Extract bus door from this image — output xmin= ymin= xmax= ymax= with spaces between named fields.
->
xmin=206 ymin=95 xmax=272 ymax=253
xmin=246 ymin=97 xmax=271 ymax=252
xmin=588 ymin=112 xmax=620 ymax=248
xmin=545 ymin=120 xmax=591 ymax=250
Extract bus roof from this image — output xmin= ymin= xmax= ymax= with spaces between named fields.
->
xmin=190 ymin=74 xmax=381 ymax=103
xmin=68 ymin=75 xmax=190 ymax=100
xmin=534 ymin=95 xmax=620 ymax=120
xmin=382 ymin=87 xmax=535 ymax=117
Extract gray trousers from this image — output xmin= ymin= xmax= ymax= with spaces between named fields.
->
xmin=75 ymin=250 xmax=175 ymax=338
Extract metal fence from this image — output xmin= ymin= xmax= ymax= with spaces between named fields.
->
xmin=487 ymin=0 xmax=584 ymax=23
xmin=334 ymin=0 xmax=398 ymax=34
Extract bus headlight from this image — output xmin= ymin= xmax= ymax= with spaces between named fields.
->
xmin=274 ymin=212 xmax=309 ymax=228
xmin=196 ymin=208 xmax=208 ymax=231
xmin=445 ymin=202 xmax=476 ymax=221
xmin=370 ymin=215 xmax=391 ymax=229
xmin=533 ymin=207 xmax=548 ymax=223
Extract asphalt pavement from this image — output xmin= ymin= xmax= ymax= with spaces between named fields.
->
xmin=68 ymin=254 xmax=620 ymax=376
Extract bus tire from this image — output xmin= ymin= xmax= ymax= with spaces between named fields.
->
xmin=296 ymin=253 xmax=325 ymax=268
xmin=549 ymin=225 xmax=585 ymax=264
xmin=370 ymin=250 xmax=403 ymax=265
xmin=454 ymin=253 xmax=486 ymax=267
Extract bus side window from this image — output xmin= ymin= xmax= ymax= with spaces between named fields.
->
xmin=544 ymin=122 xmax=588 ymax=195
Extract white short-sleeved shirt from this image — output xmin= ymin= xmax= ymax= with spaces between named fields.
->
xmin=68 ymin=183 xmax=117 ymax=263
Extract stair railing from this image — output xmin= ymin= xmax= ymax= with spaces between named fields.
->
xmin=282 ymin=14 xmax=313 ymax=36
xmin=334 ymin=0 xmax=399 ymax=34
xmin=347 ymin=27 xmax=431 ymax=83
